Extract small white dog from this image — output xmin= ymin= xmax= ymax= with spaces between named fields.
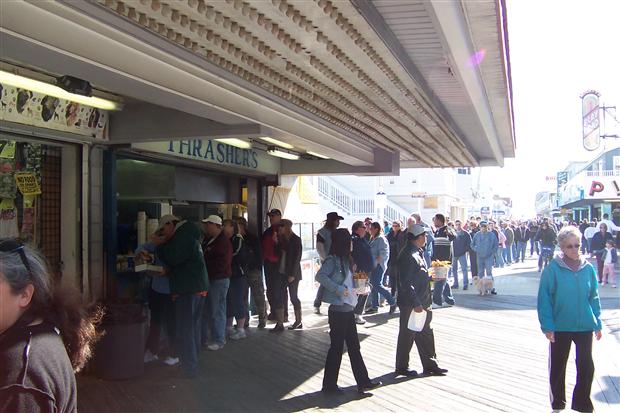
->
xmin=473 ymin=276 xmax=494 ymax=295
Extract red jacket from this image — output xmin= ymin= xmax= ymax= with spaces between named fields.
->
xmin=203 ymin=231 xmax=232 ymax=280
xmin=261 ymin=226 xmax=280 ymax=263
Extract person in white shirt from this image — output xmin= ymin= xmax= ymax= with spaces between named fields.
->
xmin=583 ymin=223 xmax=598 ymax=254
xmin=597 ymin=213 xmax=620 ymax=233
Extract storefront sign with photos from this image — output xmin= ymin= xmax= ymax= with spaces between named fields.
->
xmin=0 ymin=83 xmax=109 ymax=140
xmin=132 ymin=139 xmax=280 ymax=175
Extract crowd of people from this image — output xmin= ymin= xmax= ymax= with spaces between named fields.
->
xmin=0 ymin=208 xmax=609 ymax=411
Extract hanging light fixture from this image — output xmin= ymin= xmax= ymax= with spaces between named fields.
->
xmin=307 ymin=151 xmax=329 ymax=159
xmin=214 ymin=138 xmax=252 ymax=149
xmin=259 ymin=136 xmax=294 ymax=149
xmin=267 ymin=146 xmax=300 ymax=160
xmin=0 ymin=70 xmax=121 ymax=111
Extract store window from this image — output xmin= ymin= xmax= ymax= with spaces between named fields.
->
xmin=0 ymin=139 xmax=62 ymax=277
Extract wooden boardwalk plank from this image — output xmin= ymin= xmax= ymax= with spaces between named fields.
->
xmin=77 ymin=261 xmax=620 ymax=412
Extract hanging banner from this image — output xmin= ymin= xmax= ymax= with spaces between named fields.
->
xmin=0 ymin=83 xmax=109 ymax=140
xmin=14 ymin=172 xmax=42 ymax=196
xmin=581 ymin=90 xmax=601 ymax=151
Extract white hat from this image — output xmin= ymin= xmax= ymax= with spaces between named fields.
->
xmin=201 ymin=215 xmax=223 ymax=225
xmin=157 ymin=214 xmax=180 ymax=231
xmin=407 ymin=224 xmax=426 ymax=237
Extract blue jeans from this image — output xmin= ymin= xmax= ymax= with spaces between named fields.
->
xmin=477 ymin=255 xmax=494 ymax=279
xmin=433 ymin=278 xmax=454 ymax=305
xmin=175 ymin=294 xmax=205 ymax=377
xmin=202 ymin=278 xmax=230 ymax=346
xmin=370 ymin=265 xmax=395 ymax=308
xmin=495 ymin=247 xmax=504 ymax=267
xmin=512 ymin=242 xmax=518 ymax=259
xmin=530 ymin=239 xmax=540 ymax=255
xmin=451 ymin=254 xmax=469 ymax=287
xmin=516 ymin=241 xmax=527 ymax=262
xmin=502 ymin=245 xmax=512 ymax=264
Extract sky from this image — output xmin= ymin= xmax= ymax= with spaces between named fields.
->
xmin=479 ymin=0 xmax=620 ymax=217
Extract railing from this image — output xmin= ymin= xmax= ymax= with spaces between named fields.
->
xmin=316 ymin=176 xmax=410 ymax=224
xmin=585 ymin=170 xmax=620 ymax=177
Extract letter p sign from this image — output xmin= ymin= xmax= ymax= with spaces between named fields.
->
xmin=589 ymin=181 xmax=604 ymax=197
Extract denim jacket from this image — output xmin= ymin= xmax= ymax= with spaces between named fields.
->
xmin=370 ymin=235 xmax=389 ymax=271
xmin=315 ymin=256 xmax=356 ymax=306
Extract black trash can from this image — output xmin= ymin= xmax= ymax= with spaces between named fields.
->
xmin=93 ymin=302 xmax=146 ymax=380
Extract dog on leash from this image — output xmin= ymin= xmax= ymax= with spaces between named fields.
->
xmin=473 ymin=276 xmax=494 ymax=295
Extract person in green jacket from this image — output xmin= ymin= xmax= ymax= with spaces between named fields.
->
xmin=537 ymin=226 xmax=602 ymax=413
xmin=152 ymin=214 xmax=209 ymax=379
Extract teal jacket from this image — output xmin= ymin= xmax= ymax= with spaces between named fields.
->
xmin=156 ymin=221 xmax=209 ymax=295
xmin=537 ymin=257 xmax=602 ymax=333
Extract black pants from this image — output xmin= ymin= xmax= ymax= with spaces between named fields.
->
xmin=313 ymin=285 xmax=325 ymax=308
xmin=323 ymin=310 xmax=370 ymax=389
xmin=265 ymin=262 xmax=288 ymax=317
xmin=395 ymin=306 xmax=438 ymax=372
xmin=469 ymin=251 xmax=478 ymax=278
xmin=286 ymin=277 xmax=301 ymax=312
xmin=354 ymin=294 xmax=368 ymax=315
xmin=549 ymin=331 xmax=595 ymax=412
xmin=146 ymin=289 xmax=176 ymax=357
xmin=595 ymin=255 xmax=604 ymax=282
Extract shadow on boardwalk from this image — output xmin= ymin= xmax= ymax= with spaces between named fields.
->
xmin=77 ymin=263 xmax=620 ymax=413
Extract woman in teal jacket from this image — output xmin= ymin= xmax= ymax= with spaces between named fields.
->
xmin=537 ymin=226 xmax=602 ymax=413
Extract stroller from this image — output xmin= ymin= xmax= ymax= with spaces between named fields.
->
xmin=540 ymin=246 xmax=555 ymax=271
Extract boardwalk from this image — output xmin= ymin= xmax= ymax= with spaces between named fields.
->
xmin=78 ymin=258 xmax=620 ymax=412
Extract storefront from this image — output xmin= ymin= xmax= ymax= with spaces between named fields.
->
xmin=1 ymin=79 xmax=110 ymax=295
xmin=105 ymin=138 xmax=281 ymax=298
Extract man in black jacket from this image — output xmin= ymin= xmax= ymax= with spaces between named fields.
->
xmin=432 ymin=214 xmax=456 ymax=307
xmin=395 ymin=224 xmax=448 ymax=378
xmin=514 ymin=222 xmax=530 ymax=263
xmin=277 ymin=219 xmax=303 ymax=331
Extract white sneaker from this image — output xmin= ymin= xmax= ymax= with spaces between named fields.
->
xmin=230 ymin=329 xmax=247 ymax=340
xmin=207 ymin=343 xmax=224 ymax=351
xmin=354 ymin=314 xmax=366 ymax=325
xmin=143 ymin=350 xmax=158 ymax=363
xmin=163 ymin=356 xmax=180 ymax=366
xmin=431 ymin=303 xmax=442 ymax=310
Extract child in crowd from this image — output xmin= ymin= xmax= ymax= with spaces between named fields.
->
xmin=602 ymin=239 xmax=617 ymax=287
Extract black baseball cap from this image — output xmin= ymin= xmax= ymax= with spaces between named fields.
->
xmin=267 ymin=208 xmax=282 ymax=216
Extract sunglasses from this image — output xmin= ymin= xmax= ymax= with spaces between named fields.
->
xmin=563 ymin=244 xmax=580 ymax=250
xmin=0 ymin=238 xmax=34 ymax=279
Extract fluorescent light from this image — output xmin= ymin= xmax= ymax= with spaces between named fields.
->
xmin=307 ymin=151 xmax=330 ymax=159
xmin=267 ymin=148 xmax=300 ymax=160
xmin=259 ymin=137 xmax=294 ymax=149
xmin=214 ymin=138 xmax=252 ymax=149
xmin=0 ymin=70 xmax=120 ymax=111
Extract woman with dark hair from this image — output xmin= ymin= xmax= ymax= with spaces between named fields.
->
xmin=366 ymin=222 xmax=395 ymax=314
xmin=0 ymin=238 xmax=101 ymax=412
xmin=316 ymin=228 xmax=381 ymax=395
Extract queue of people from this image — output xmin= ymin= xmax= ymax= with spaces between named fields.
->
xmin=0 ymin=210 xmax=608 ymax=411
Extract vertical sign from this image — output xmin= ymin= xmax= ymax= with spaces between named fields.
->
xmin=556 ymin=171 xmax=568 ymax=207
xmin=581 ymin=90 xmax=601 ymax=151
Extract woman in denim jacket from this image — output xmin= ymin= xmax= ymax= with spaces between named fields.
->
xmin=366 ymin=222 xmax=395 ymax=314
xmin=316 ymin=228 xmax=381 ymax=395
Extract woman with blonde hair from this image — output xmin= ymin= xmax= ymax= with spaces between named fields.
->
xmin=537 ymin=226 xmax=602 ymax=413
xmin=0 ymin=238 xmax=101 ymax=412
